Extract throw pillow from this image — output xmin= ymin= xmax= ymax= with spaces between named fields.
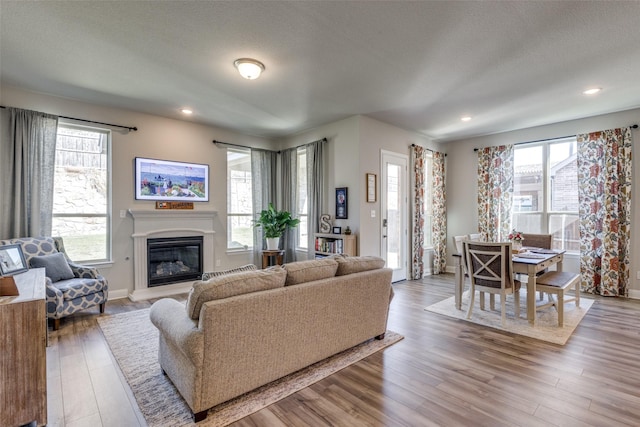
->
xmin=283 ymin=258 xmax=338 ymax=286
xmin=201 ymin=264 xmax=257 ymax=281
xmin=29 ymin=252 xmax=74 ymax=282
xmin=186 ymin=266 xmax=286 ymax=320
xmin=335 ymin=256 xmax=385 ymax=276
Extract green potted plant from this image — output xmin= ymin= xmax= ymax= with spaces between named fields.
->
xmin=254 ymin=203 xmax=300 ymax=250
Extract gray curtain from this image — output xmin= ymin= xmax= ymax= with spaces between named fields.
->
xmin=0 ymin=107 xmax=59 ymax=239
xmin=306 ymin=140 xmax=325 ymax=254
xmin=281 ymin=147 xmax=298 ymax=262
xmin=251 ymin=149 xmax=278 ymax=265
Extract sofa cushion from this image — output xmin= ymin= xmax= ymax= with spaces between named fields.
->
xmin=201 ymin=264 xmax=257 ymax=281
xmin=335 ymin=255 xmax=385 ymax=276
xmin=283 ymin=258 xmax=338 ymax=286
xmin=186 ymin=266 xmax=286 ymax=320
xmin=29 ymin=252 xmax=75 ymax=282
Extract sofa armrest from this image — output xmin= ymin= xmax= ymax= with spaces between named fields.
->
xmin=45 ymin=278 xmax=64 ymax=317
xmin=149 ymin=298 xmax=204 ymax=365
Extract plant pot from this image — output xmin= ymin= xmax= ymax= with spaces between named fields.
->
xmin=266 ymin=237 xmax=280 ymax=250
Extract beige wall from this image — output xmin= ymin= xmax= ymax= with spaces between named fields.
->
xmin=445 ymin=108 xmax=640 ymax=297
xmin=1 ymin=85 xmax=277 ymax=298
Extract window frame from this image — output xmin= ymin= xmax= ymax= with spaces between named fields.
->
xmin=226 ymin=147 xmax=253 ymax=252
xmin=296 ymin=147 xmax=308 ymax=251
xmin=52 ymin=122 xmax=112 ymax=264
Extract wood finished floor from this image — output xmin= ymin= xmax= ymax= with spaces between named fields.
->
xmin=45 ymin=273 xmax=640 ymax=427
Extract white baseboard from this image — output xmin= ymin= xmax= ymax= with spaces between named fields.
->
xmin=108 ymin=289 xmax=130 ymax=300
xmin=627 ymin=289 xmax=640 ymax=300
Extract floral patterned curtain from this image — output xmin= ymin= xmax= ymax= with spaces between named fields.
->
xmin=410 ymin=145 xmax=447 ymax=278
xmin=477 ymin=145 xmax=514 ymax=242
xmin=410 ymin=145 xmax=426 ymax=279
xmin=432 ymin=152 xmax=447 ymax=274
xmin=577 ymin=127 xmax=633 ymax=296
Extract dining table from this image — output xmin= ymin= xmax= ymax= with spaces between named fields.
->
xmin=453 ymin=248 xmax=565 ymax=325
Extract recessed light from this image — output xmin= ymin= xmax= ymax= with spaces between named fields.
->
xmin=180 ymin=108 xmax=193 ymax=115
xmin=461 ymin=116 xmax=472 ymax=122
xmin=583 ymin=88 xmax=602 ymax=95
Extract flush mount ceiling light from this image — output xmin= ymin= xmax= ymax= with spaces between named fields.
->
xmin=583 ymin=88 xmax=602 ymax=95
xmin=234 ymin=58 xmax=265 ymax=80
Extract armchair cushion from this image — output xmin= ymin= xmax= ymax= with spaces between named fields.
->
xmin=29 ymin=252 xmax=74 ymax=282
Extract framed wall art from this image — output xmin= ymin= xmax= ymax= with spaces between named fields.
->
xmin=366 ymin=173 xmax=377 ymax=203
xmin=135 ymin=157 xmax=209 ymax=202
xmin=335 ymin=187 xmax=348 ymax=219
xmin=0 ymin=244 xmax=28 ymax=276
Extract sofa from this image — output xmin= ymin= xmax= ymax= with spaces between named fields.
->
xmin=149 ymin=256 xmax=393 ymax=422
xmin=0 ymin=236 xmax=108 ymax=330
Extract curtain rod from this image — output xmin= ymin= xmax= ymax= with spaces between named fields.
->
xmin=473 ymin=124 xmax=639 ymax=152
xmin=0 ymin=105 xmax=138 ymax=131
xmin=410 ymin=143 xmax=447 ymax=156
xmin=213 ymin=137 xmax=327 ymax=153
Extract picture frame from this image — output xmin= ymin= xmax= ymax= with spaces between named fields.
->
xmin=0 ymin=244 xmax=28 ymax=276
xmin=366 ymin=173 xmax=377 ymax=203
xmin=135 ymin=157 xmax=209 ymax=202
xmin=335 ymin=187 xmax=348 ymax=219
xmin=332 ymin=226 xmax=342 ymax=235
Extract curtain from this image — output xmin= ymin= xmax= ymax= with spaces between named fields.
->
xmin=306 ymin=140 xmax=325 ymax=253
xmin=477 ymin=145 xmax=514 ymax=242
xmin=577 ymin=127 xmax=633 ymax=296
xmin=410 ymin=146 xmax=426 ymax=279
xmin=251 ymin=149 xmax=278 ymax=265
xmin=0 ymin=107 xmax=59 ymax=239
xmin=431 ymin=151 xmax=447 ymax=274
xmin=281 ymin=147 xmax=298 ymax=262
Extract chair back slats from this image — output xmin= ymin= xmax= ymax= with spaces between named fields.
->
xmin=521 ymin=233 xmax=552 ymax=249
xmin=464 ymin=242 xmax=514 ymax=291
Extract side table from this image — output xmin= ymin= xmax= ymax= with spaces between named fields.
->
xmin=262 ymin=250 xmax=285 ymax=269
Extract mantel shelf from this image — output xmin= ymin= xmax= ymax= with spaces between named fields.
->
xmin=128 ymin=209 xmax=217 ymax=220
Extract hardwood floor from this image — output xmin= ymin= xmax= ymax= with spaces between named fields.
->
xmin=46 ymin=274 xmax=640 ymax=426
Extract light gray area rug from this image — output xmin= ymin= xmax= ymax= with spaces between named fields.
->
xmin=425 ymin=291 xmax=594 ymax=345
xmin=97 ymin=309 xmax=403 ymax=426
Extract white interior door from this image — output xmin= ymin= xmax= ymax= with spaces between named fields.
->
xmin=381 ymin=150 xmax=408 ymax=282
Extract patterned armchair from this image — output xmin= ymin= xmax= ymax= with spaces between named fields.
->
xmin=0 ymin=236 xmax=108 ymax=330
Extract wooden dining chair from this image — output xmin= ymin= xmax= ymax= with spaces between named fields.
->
xmin=463 ymin=241 xmax=521 ymax=326
xmin=521 ymin=233 xmax=552 ymax=250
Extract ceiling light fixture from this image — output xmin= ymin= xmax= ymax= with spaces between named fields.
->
xmin=180 ymin=108 xmax=193 ymax=115
xmin=234 ymin=58 xmax=265 ymax=80
xmin=461 ymin=116 xmax=472 ymax=122
xmin=583 ymin=88 xmax=602 ymax=95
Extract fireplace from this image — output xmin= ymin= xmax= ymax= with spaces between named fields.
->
xmin=147 ymin=236 xmax=203 ymax=286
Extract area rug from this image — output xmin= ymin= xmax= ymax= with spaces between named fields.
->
xmin=97 ymin=309 xmax=403 ymax=426
xmin=425 ymin=291 xmax=594 ymax=345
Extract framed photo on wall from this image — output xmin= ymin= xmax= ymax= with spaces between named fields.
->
xmin=0 ymin=244 xmax=28 ymax=276
xmin=135 ymin=157 xmax=209 ymax=202
xmin=366 ymin=173 xmax=377 ymax=203
xmin=335 ymin=187 xmax=348 ymax=219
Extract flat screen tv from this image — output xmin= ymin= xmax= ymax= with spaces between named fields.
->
xmin=135 ymin=157 xmax=209 ymax=202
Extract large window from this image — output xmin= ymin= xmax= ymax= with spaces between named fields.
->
xmin=297 ymin=147 xmax=308 ymax=249
xmin=512 ymin=137 xmax=578 ymax=252
xmin=52 ymin=124 xmax=110 ymax=262
xmin=227 ymin=148 xmax=253 ymax=250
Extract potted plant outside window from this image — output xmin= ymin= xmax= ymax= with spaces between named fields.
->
xmin=254 ymin=203 xmax=300 ymax=250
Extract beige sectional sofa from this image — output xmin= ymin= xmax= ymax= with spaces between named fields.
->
xmin=149 ymin=256 xmax=393 ymax=422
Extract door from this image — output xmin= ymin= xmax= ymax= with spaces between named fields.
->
xmin=381 ymin=150 xmax=408 ymax=282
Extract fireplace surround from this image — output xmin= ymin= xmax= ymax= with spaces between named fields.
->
xmin=129 ymin=209 xmax=216 ymax=301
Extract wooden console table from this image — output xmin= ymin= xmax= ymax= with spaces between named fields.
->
xmin=0 ymin=268 xmax=47 ymax=427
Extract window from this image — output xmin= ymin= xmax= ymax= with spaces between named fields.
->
xmin=227 ymin=148 xmax=253 ymax=250
xmin=52 ymin=124 xmax=110 ymax=262
xmin=422 ymin=152 xmax=433 ymax=247
xmin=297 ymin=147 xmax=308 ymax=249
xmin=512 ymin=137 xmax=578 ymax=252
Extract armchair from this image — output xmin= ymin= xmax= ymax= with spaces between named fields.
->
xmin=0 ymin=236 xmax=108 ymax=330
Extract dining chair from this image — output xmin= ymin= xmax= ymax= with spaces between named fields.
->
xmin=463 ymin=241 xmax=521 ymax=326
xmin=521 ymin=233 xmax=552 ymax=250
xmin=452 ymin=233 xmax=483 ymax=275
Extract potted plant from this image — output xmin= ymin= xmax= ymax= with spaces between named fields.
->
xmin=254 ymin=203 xmax=300 ymax=250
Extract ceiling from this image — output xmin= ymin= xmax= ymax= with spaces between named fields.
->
xmin=1 ymin=1 xmax=639 ymax=142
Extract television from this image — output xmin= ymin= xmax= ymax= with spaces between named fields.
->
xmin=135 ymin=157 xmax=209 ymax=202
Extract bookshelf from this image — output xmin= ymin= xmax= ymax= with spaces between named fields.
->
xmin=314 ymin=233 xmax=357 ymax=258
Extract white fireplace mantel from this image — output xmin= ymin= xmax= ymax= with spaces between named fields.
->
xmin=128 ymin=209 xmax=217 ymax=301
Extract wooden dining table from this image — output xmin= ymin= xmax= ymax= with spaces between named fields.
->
xmin=453 ymin=249 xmax=565 ymax=325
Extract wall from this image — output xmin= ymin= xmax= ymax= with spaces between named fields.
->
xmin=1 ymin=85 xmax=277 ymax=299
xmin=445 ymin=107 xmax=640 ymax=297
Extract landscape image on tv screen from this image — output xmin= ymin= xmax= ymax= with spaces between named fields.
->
xmin=135 ymin=157 xmax=209 ymax=202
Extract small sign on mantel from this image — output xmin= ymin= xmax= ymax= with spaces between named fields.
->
xmin=155 ymin=201 xmax=194 ymax=210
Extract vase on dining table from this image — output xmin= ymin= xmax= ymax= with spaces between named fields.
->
xmin=512 ymin=240 xmax=523 ymax=252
